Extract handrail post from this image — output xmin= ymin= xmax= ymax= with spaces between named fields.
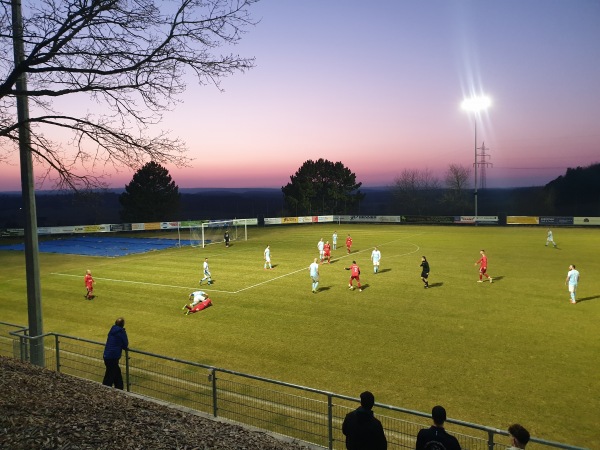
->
xmin=327 ymin=394 xmax=334 ymax=450
xmin=55 ymin=334 xmax=60 ymax=372
xmin=210 ymin=368 xmax=218 ymax=417
xmin=125 ymin=348 xmax=130 ymax=392
xmin=488 ymin=429 xmax=495 ymax=450
xmin=19 ymin=334 xmax=28 ymax=362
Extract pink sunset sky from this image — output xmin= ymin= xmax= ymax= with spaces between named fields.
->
xmin=2 ymin=0 xmax=599 ymax=191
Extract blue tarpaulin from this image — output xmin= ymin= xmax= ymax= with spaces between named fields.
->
xmin=0 ymin=236 xmax=182 ymax=257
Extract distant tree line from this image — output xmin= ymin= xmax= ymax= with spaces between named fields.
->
xmin=1 ymin=162 xmax=598 ymax=228
xmin=544 ymin=163 xmax=600 ymax=216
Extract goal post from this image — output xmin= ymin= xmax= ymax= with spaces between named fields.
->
xmin=189 ymin=219 xmax=248 ymax=248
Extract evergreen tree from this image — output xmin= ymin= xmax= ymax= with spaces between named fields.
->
xmin=282 ymin=159 xmax=364 ymax=215
xmin=119 ymin=162 xmax=181 ymax=222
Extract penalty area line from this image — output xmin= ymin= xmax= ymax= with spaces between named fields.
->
xmin=49 ymin=272 xmax=236 ymax=294
xmin=235 ymin=266 xmax=310 ymax=294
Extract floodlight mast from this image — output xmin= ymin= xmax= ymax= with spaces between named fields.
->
xmin=461 ymin=96 xmax=491 ymax=221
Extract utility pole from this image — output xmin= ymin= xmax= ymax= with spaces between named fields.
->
xmin=477 ymin=142 xmax=493 ymax=189
xmin=12 ymin=0 xmax=45 ymax=366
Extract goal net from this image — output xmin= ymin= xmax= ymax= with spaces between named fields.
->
xmin=189 ymin=219 xmax=248 ymax=248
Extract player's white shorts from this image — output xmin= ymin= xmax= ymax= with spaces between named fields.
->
xmin=568 ymin=284 xmax=577 ymax=293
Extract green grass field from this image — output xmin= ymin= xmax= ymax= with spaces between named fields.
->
xmin=1 ymin=225 xmax=598 ymax=448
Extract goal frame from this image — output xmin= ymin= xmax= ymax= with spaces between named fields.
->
xmin=189 ymin=219 xmax=248 ymax=248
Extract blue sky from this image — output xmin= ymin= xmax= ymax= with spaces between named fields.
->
xmin=2 ymin=0 xmax=599 ymax=190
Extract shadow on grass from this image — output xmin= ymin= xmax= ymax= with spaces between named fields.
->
xmin=427 ymin=282 xmax=443 ymax=288
xmin=478 ymin=276 xmax=504 ymax=283
xmin=576 ymin=295 xmax=600 ymax=303
xmin=377 ymin=268 xmax=392 ymax=274
xmin=316 ymin=286 xmax=332 ymax=293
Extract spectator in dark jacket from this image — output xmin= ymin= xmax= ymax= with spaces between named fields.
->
xmin=102 ymin=317 xmax=129 ymax=390
xmin=342 ymin=391 xmax=387 ymax=450
xmin=415 ymin=405 xmax=461 ymax=450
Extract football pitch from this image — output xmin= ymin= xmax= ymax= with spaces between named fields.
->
xmin=1 ymin=224 xmax=598 ymax=448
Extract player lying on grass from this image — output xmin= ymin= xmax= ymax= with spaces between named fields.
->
xmin=182 ymin=291 xmax=213 ymax=315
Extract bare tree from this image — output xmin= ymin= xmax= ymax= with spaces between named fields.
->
xmin=391 ymin=168 xmax=440 ymax=214
xmin=445 ymin=164 xmax=471 ymax=191
xmin=0 ymin=0 xmax=259 ymax=189
xmin=444 ymin=163 xmax=471 ymax=213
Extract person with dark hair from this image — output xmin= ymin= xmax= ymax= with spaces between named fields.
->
xmin=264 ymin=245 xmax=273 ymax=270
xmin=323 ymin=240 xmax=332 ymax=264
xmin=345 ymin=261 xmax=362 ymax=292
xmin=565 ymin=264 xmax=579 ymax=304
xmin=102 ymin=317 xmax=129 ymax=390
xmin=342 ymin=391 xmax=387 ymax=450
xmin=420 ymin=256 xmax=430 ymax=289
xmin=346 ymin=234 xmax=353 ymax=254
xmin=200 ymin=257 xmax=212 ymax=285
xmin=507 ymin=424 xmax=530 ymax=449
xmin=182 ymin=291 xmax=212 ymax=315
xmin=415 ymin=405 xmax=461 ymax=450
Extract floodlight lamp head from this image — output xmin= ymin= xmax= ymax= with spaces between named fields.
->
xmin=461 ymin=96 xmax=492 ymax=112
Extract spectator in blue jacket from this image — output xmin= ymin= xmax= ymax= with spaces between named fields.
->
xmin=102 ymin=317 xmax=129 ymax=390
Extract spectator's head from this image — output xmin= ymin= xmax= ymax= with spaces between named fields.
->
xmin=508 ymin=424 xmax=530 ymax=448
xmin=432 ymin=405 xmax=446 ymax=426
xmin=359 ymin=391 xmax=375 ymax=410
xmin=115 ymin=317 xmax=125 ymax=327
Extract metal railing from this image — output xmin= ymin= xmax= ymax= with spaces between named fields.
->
xmin=0 ymin=322 xmax=587 ymax=450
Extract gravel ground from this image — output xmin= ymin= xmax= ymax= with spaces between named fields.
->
xmin=0 ymin=356 xmax=313 ymax=450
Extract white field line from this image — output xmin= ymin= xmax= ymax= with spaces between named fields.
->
xmin=50 ymin=272 xmax=235 ymax=294
xmin=50 ymin=233 xmax=425 ymax=295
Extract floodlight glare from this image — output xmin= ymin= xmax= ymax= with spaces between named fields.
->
xmin=461 ymin=96 xmax=492 ymax=112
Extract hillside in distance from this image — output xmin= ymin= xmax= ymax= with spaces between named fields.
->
xmin=0 ymin=185 xmax=591 ymax=229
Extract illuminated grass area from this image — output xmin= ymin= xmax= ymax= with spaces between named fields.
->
xmin=1 ymin=225 xmax=598 ymax=447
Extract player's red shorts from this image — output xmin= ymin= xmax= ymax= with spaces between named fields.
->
xmin=479 ymin=267 xmax=487 ymax=274
xmin=189 ymin=298 xmax=212 ymax=313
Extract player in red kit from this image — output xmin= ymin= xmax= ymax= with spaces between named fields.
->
xmin=474 ymin=249 xmax=492 ymax=283
xmin=323 ymin=241 xmax=331 ymax=264
xmin=346 ymin=234 xmax=353 ymax=254
xmin=84 ymin=269 xmax=95 ymax=300
xmin=345 ymin=261 xmax=362 ymax=291
xmin=182 ymin=291 xmax=213 ymax=315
